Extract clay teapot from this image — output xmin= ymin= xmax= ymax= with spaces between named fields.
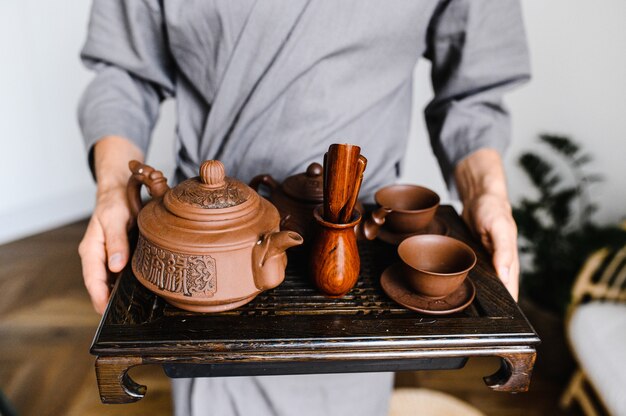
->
xmin=127 ymin=160 xmax=303 ymax=312
xmin=249 ymin=162 xmax=324 ymax=241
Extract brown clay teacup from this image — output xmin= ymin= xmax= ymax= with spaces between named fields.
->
xmin=397 ymin=235 xmax=476 ymax=299
xmin=374 ymin=185 xmax=440 ymax=234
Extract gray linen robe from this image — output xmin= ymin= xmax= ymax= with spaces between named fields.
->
xmin=78 ymin=1 xmax=530 ymax=415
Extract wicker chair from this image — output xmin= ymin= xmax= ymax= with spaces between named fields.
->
xmin=560 ymin=242 xmax=626 ymax=416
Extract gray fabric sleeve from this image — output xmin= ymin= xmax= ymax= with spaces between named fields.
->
xmin=77 ymin=0 xmax=175 ymax=172
xmin=423 ymin=0 xmax=531 ymax=188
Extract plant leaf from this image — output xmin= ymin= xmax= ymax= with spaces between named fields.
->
xmin=540 ymin=134 xmax=580 ymax=157
xmin=582 ymin=174 xmax=604 ymax=184
xmin=572 ymin=153 xmax=592 ymax=167
xmin=582 ymin=203 xmax=598 ymax=220
xmin=513 ymin=204 xmax=543 ymax=241
xmin=519 ymin=153 xmax=555 ymax=192
xmin=544 ymin=173 xmax=562 ymax=190
xmin=547 ymin=187 xmax=578 ymax=227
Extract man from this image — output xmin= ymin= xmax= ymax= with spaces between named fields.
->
xmin=78 ymin=1 xmax=528 ymax=414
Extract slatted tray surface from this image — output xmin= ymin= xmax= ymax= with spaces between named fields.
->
xmin=92 ymin=206 xmax=538 ymax=359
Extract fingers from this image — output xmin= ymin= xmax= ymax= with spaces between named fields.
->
xmin=102 ymin=214 xmax=130 ymax=273
xmin=488 ymin=216 xmax=519 ymax=301
xmin=506 ymin=256 xmax=520 ymax=301
xmin=78 ymin=218 xmax=110 ymax=314
xmin=78 ymin=195 xmax=131 ymax=315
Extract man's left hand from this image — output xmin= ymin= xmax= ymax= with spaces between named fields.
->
xmin=461 ymin=193 xmax=519 ymax=300
xmin=454 ymin=148 xmax=519 ymax=301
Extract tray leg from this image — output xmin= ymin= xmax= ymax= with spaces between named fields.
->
xmin=483 ymin=350 xmax=536 ymax=393
xmin=95 ymin=356 xmax=146 ymax=403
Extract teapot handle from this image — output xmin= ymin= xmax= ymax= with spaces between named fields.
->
xmin=249 ymin=174 xmax=280 ymax=195
xmin=127 ymin=160 xmax=169 ymax=220
xmin=355 ymin=206 xmax=392 ymax=241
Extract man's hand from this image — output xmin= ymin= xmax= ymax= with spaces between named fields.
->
xmin=79 ymin=187 xmax=131 ymax=314
xmin=460 ymin=193 xmax=519 ymax=300
xmin=78 ymin=136 xmax=143 ymax=314
xmin=454 ymin=149 xmax=519 ymax=300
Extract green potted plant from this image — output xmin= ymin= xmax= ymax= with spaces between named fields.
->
xmin=512 ymin=134 xmax=626 ymax=379
xmin=514 ymin=134 xmax=626 ymax=314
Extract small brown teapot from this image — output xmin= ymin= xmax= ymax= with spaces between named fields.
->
xmin=249 ymin=162 xmax=324 ymax=241
xmin=127 ymin=160 xmax=303 ymax=312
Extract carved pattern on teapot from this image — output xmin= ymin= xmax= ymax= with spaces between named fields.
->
xmin=171 ymin=180 xmax=248 ymax=209
xmin=133 ymin=236 xmax=217 ymax=297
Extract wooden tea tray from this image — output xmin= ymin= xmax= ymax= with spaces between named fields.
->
xmin=90 ymin=206 xmax=539 ymax=404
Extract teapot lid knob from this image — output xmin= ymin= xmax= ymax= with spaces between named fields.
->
xmin=306 ymin=162 xmax=323 ymax=177
xmin=200 ymin=160 xmax=226 ymax=188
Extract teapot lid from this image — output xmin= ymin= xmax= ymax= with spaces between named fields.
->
xmin=164 ymin=160 xmax=257 ymax=221
xmin=282 ymin=162 xmax=324 ymax=202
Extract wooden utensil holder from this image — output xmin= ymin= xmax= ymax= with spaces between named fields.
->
xmin=310 ymin=205 xmax=361 ymax=297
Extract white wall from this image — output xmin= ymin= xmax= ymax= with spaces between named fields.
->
xmin=0 ymin=0 xmax=177 ymax=244
xmin=506 ymin=1 xmax=626 ymax=225
xmin=1 ymin=0 xmax=625 ymax=244
xmin=404 ymin=0 xmax=626 ymax=225
xmin=0 ymin=1 xmax=94 ymax=243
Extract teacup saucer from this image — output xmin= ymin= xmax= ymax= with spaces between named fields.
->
xmin=380 ymin=263 xmax=476 ymax=315
xmin=377 ymin=219 xmax=449 ymax=245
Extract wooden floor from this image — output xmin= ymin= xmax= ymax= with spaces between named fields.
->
xmin=0 ymin=220 xmax=582 ymax=416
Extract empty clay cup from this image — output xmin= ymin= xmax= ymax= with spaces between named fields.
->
xmin=397 ymin=235 xmax=476 ymax=299
xmin=374 ymin=185 xmax=440 ymax=234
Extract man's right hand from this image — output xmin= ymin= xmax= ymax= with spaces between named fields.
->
xmin=79 ymin=187 xmax=131 ymax=314
xmin=78 ymin=136 xmax=144 ymax=315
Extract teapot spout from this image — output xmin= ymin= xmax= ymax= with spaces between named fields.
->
xmin=252 ymin=231 xmax=303 ymax=291
xmin=355 ymin=206 xmax=392 ymax=240
xmin=267 ymin=230 xmax=304 ymax=258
